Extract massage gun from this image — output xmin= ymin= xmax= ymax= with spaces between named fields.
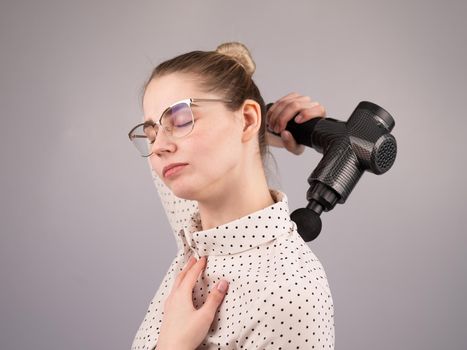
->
xmin=266 ymin=101 xmax=397 ymax=242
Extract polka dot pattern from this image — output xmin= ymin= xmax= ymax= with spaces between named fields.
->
xmin=131 ymin=163 xmax=335 ymax=349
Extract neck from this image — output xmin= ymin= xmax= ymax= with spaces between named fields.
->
xmin=197 ymin=162 xmax=275 ymax=231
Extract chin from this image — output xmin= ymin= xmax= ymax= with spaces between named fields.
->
xmin=166 ymin=180 xmax=200 ymax=201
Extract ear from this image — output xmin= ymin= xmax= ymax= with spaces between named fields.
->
xmin=239 ymin=99 xmax=262 ymax=143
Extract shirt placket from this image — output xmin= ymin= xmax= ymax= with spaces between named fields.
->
xmin=182 ymin=229 xmax=200 ymax=259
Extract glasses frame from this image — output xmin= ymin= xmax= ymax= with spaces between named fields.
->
xmin=128 ymin=97 xmax=233 ymax=157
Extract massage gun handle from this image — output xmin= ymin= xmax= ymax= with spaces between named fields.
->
xmin=265 ymin=102 xmax=323 ymax=148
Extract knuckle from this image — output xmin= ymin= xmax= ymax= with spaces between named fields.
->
xmin=274 ymin=98 xmax=285 ymax=107
xmin=306 ymin=104 xmax=325 ymax=117
xmin=301 ymin=109 xmax=312 ymax=119
xmin=290 ymin=100 xmax=301 ymax=109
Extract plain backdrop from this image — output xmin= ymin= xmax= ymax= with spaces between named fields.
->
xmin=1 ymin=0 xmax=466 ymax=349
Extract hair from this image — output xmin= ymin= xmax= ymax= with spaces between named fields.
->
xmin=140 ymin=41 xmax=278 ymax=175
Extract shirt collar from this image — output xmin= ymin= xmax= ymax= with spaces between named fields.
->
xmin=180 ymin=189 xmax=296 ymax=257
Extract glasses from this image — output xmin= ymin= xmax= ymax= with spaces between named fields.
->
xmin=128 ymin=98 xmax=233 ymax=157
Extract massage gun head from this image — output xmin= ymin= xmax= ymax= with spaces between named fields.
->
xmin=347 ymin=101 xmax=397 ymax=175
xmin=290 ymin=208 xmax=322 ymax=242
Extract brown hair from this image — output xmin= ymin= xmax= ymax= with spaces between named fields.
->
xmin=140 ymin=42 xmax=274 ymax=168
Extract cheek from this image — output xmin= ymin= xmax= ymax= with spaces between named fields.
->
xmin=190 ymin=123 xmax=242 ymax=174
xmin=148 ymin=120 xmax=242 ymax=186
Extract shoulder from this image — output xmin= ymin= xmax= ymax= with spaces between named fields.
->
xmin=271 ymin=229 xmax=333 ymax=295
xmin=235 ymin=276 xmax=335 ymax=348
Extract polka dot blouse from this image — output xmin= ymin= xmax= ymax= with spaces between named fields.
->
xmin=132 ymin=163 xmax=335 ymax=349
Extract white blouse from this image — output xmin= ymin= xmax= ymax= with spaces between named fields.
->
xmin=131 ymin=163 xmax=335 ymax=349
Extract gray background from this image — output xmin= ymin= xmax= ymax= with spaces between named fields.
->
xmin=1 ymin=0 xmax=466 ymax=349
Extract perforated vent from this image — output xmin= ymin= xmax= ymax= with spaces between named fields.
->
xmin=376 ymin=138 xmax=397 ymax=171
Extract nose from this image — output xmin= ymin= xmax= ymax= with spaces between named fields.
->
xmin=150 ymin=125 xmax=176 ymax=156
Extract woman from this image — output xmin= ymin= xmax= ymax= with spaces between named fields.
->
xmin=129 ymin=42 xmax=334 ymax=350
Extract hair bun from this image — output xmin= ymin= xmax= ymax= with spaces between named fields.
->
xmin=215 ymin=41 xmax=256 ymax=77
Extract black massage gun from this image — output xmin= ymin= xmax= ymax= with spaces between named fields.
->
xmin=266 ymin=101 xmax=397 ymax=242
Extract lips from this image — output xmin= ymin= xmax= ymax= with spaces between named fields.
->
xmin=163 ymin=163 xmax=188 ymax=177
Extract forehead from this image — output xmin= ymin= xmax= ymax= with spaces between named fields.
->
xmin=142 ymin=73 xmax=203 ymax=121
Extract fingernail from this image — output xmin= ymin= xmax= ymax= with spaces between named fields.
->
xmin=217 ymin=280 xmax=229 ymax=293
xmin=295 ymin=115 xmax=303 ymax=122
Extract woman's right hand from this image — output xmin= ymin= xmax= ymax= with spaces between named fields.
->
xmin=156 ymin=255 xmax=229 ymax=350
xmin=265 ymin=92 xmax=326 ymax=155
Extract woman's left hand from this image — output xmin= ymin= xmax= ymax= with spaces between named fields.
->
xmin=156 ymin=255 xmax=229 ymax=350
xmin=265 ymin=92 xmax=326 ymax=155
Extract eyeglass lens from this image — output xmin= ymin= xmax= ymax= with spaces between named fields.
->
xmin=131 ymin=101 xmax=194 ymax=157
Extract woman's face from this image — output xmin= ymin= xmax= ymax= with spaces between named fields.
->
xmin=143 ymin=72 xmax=245 ymax=201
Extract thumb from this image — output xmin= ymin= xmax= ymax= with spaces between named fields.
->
xmin=201 ymin=280 xmax=229 ymax=314
xmin=281 ymin=131 xmax=305 ymax=155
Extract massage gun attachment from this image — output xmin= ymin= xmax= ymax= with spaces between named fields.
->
xmin=266 ymin=101 xmax=397 ymax=242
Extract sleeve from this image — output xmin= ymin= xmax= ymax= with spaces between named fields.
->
xmin=146 ymin=158 xmax=198 ymax=252
xmin=235 ymin=281 xmax=335 ymax=349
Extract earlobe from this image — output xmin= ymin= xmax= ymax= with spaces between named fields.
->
xmin=241 ymin=99 xmax=261 ymax=142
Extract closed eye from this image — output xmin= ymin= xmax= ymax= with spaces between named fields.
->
xmin=175 ymin=121 xmax=192 ymax=128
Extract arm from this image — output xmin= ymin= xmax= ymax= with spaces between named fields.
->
xmin=147 ymin=158 xmax=198 ymax=252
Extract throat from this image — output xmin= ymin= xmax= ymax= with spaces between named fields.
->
xmin=197 ymin=186 xmax=276 ymax=231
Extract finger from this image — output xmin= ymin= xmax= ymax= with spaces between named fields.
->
xmin=265 ymin=130 xmax=284 ymax=148
xmin=200 ymin=279 xmax=229 ymax=317
xmin=267 ymin=94 xmax=309 ymax=130
xmin=294 ymin=103 xmax=327 ymax=123
xmin=180 ymin=255 xmax=207 ymax=290
xmin=281 ymin=131 xmax=305 ymax=155
xmin=269 ymin=96 xmax=311 ymax=133
xmin=267 ymin=92 xmax=302 ymax=115
xmin=267 ymin=93 xmax=304 ymax=130
xmin=174 ymin=255 xmax=197 ymax=288
xmin=272 ymin=98 xmax=316 ymax=133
